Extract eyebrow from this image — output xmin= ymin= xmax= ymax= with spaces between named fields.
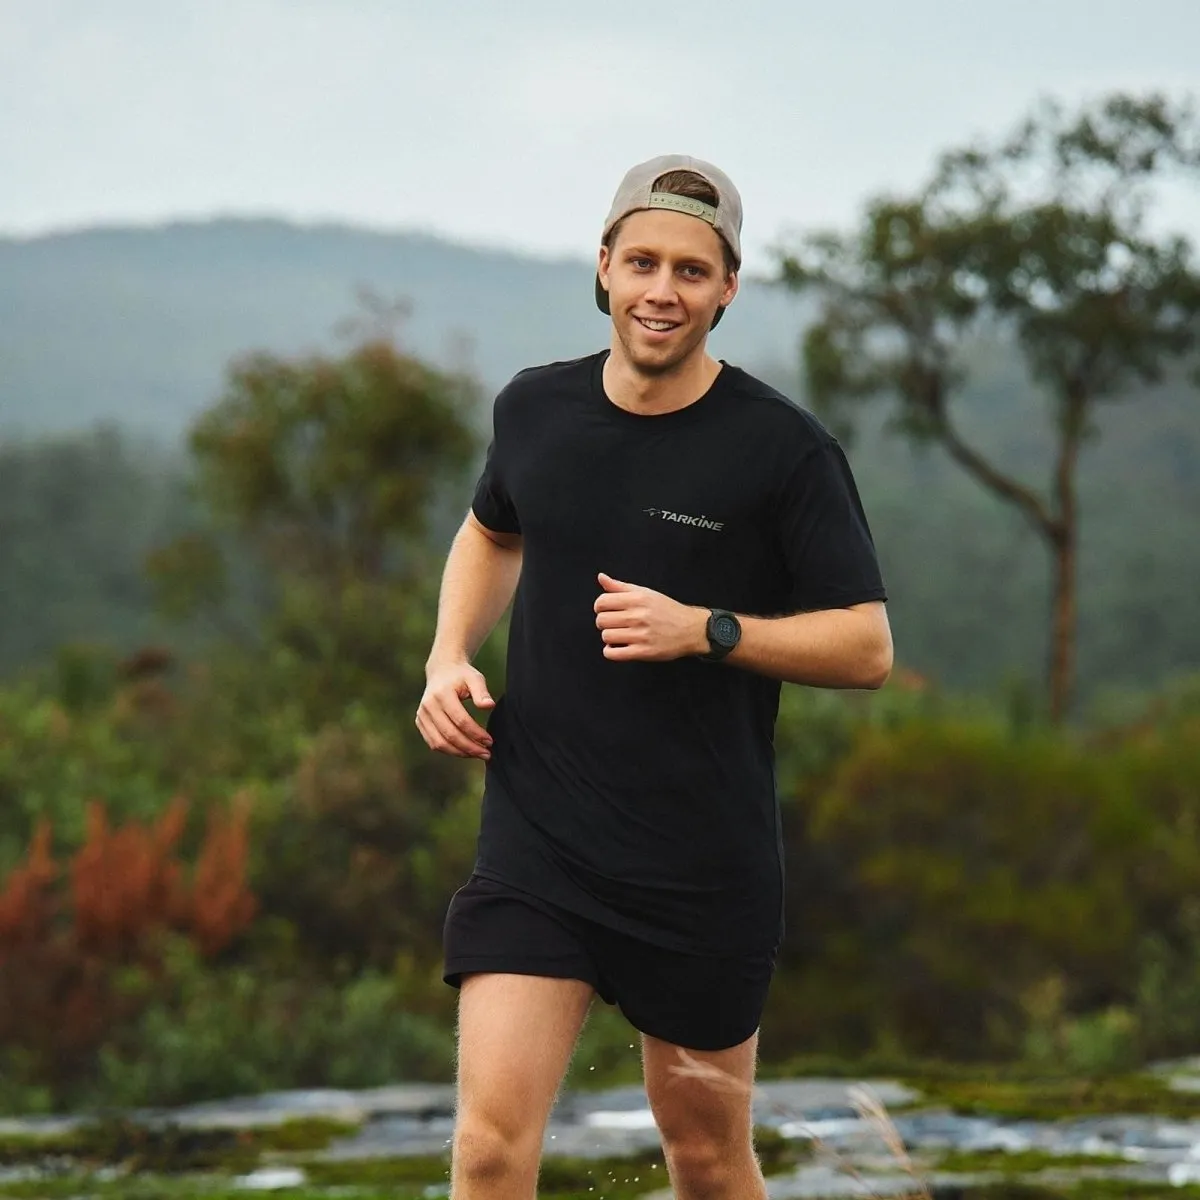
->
xmin=622 ymin=245 xmax=718 ymax=268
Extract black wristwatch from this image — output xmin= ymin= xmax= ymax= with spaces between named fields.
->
xmin=698 ymin=608 xmax=741 ymax=662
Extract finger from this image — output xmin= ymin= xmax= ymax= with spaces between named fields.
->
xmin=445 ymin=701 xmax=494 ymax=748
xmin=603 ymin=643 xmax=646 ymax=661
xmin=416 ymin=709 xmax=469 ymax=757
xmin=602 ymin=627 xmax=644 ymax=644
xmin=594 ymin=592 xmax=639 ymax=612
xmin=597 ymin=572 xmax=636 ymax=591
xmin=465 ymin=674 xmax=495 ymax=709
xmin=414 ymin=711 xmax=435 ymax=750
xmin=440 ymin=689 xmax=494 ymax=741
xmin=595 ymin=610 xmax=638 ymax=629
xmin=426 ymin=701 xmax=491 ymax=758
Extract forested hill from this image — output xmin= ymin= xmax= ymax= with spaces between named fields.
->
xmin=0 ymin=218 xmax=809 ymax=438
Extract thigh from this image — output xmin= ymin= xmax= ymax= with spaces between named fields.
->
xmin=641 ymin=1027 xmax=759 ymax=1150
xmin=456 ymin=972 xmax=594 ymax=1142
xmin=446 ymin=876 xmax=600 ymax=1141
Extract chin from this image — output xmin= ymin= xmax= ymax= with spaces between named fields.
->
xmin=627 ymin=347 xmax=690 ymax=376
xmin=619 ymin=326 xmax=703 ymax=375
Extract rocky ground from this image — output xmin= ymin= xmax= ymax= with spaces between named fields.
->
xmin=8 ymin=1065 xmax=1200 ymax=1197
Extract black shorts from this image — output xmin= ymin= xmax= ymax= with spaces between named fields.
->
xmin=442 ymin=874 xmax=776 ymax=1052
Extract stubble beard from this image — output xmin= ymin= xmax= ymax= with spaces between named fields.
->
xmin=614 ymin=313 xmax=710 ymax=379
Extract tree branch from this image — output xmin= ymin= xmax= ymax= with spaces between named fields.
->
xmin=935 ymin=412 xmax=1058 ymax=538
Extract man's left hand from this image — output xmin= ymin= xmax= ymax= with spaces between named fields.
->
xmin=593 ymin=573 xmax=707 ymax=662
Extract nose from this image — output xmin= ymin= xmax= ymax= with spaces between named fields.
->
xmin=644 ymin=266 xmax=679 ymax=307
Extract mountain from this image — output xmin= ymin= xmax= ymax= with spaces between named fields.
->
xmin=0 ymin=218 xmax=811 ymax=439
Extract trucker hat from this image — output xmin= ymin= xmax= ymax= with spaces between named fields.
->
xmin=595 ymin=154 xmax=743 ymax=329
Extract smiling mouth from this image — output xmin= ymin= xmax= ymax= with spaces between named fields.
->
xmin=636 ymin=317 xmax=681 ymax=332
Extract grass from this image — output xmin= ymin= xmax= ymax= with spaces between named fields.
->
xmin=0 ymin=1154 xmax=672 ymax=1200
xmin=958 ymin=1186 xmax=1200 ymax=1198
xmin=0 ymin=1114 xmax=359 ymax=1175
xmin=763 ymin=1053 xmax=1200 ymax=1121
xmin=906 ymin=1073 xmax=1200 ymax=1121
xmin=933 ymin=1148 xmax=1127 ymax=1174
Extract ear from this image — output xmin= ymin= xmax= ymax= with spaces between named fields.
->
xmin=721 ymin=268 xmax=739 ymax=310
xmin=597 ymin=243 xmax=612 ymax=293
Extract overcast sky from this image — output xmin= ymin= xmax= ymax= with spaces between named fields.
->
xmin=3 ymin=0 xmax=1199 ymax=272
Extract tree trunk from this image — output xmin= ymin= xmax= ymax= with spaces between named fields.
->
xmin=1047 ymin=523 xmax=1077 ymax=724
xmin=1048 ymin=385 xmax=1086 ymax=724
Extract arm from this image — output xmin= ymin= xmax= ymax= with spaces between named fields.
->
xmin=426 ymin=511 xmax=523 ymax=668
xmin=593 ymin=574 xmax=891 ymax=690
xmin=690 ymin=601 xmax=892 ymax=689
xmin=417 ymin=512 xmax=523 ymax=760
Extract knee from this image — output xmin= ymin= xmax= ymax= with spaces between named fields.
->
xmin=452 ymin=1115 xmax=537 ymax=1188
xmin=663 ymin=1135 xmax=739 ymax=1197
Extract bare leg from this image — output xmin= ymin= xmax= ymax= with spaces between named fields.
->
xmin=451 ymin=973 xmax=594 ymax=1200
xmin=642 ymin=1031 xmax=767 ymax=1200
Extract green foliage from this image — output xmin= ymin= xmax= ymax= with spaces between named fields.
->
xmin=0 ymin=429 xmax=197 ymax=676
xmin=144 ymin=534 xmax=229 ymax=623
xmin=184 ymin=338 xmax=477 ymax=582
xmin=93 ymin=941 xmax=453 ymax=1111
xmin=764 ymin=702 xmax=1200 ymax=1062
xmin=249 ymin=713 xmax=482 ymax=969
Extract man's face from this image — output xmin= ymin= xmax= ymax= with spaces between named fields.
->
xmin=597 ymin=209 xmax=738 ymax=376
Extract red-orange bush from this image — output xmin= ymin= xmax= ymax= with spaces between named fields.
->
xmin=0 ymin=797 xmax=256 ymax=1089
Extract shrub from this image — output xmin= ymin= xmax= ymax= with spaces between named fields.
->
xmin=96 ymin=941 xmax=454 ymax=1109
xmin=769 ymin=718 xmax=1200 ymax=1060
xmin=0 ymin=798 xmax=255 ymax=1098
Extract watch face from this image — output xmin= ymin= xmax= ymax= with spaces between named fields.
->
xmin=712 ymin=614 xmax=739 ymax=646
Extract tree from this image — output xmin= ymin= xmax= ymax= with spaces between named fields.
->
xmin=146 ymin=330 xmax=489 ymax=817
xmin=147 ymin=335 xmax=480 ymax=696
xmin=779 ymin=92 xmax=1200 ymax=721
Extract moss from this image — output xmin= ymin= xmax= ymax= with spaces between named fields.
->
xmin=250 ymin=1117 xmax=360 ymax=1153
xmin=537 ymin=1147 xmax=665 ymax=1192
xmin=0 ymin=1181 xmax=432 ymax=1200
xmin=0 ymin=1114 xmax=362 ymax=1177
xmin=934 ymin=1148 xmax=1126 ymax=1174
xmin=908 ymin=1073 xmax=1200 ymax=1120
xmin=304 ymin=1153 xmax=451 ymax=1186
xmin=0 ymin=1118 xmax=255 ymax=1173
xmin=959 ymin=1185 xmax=1200 ymax=1198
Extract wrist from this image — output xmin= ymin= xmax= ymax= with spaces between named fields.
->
xmin=689 ymin=607 xmax=711 ymax=657
xmin=426 ymin=645 xmax=470 ymax=677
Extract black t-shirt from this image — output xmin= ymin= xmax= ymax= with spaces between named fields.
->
xmin=470 ymin=351 xmax=886 ymax=956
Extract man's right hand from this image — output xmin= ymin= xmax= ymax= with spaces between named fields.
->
xmin=416 ymin=663 xmax=496 ymax=760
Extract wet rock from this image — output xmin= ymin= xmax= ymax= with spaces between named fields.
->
xmin=235 ymin=1166 xmax=308 ymax=1189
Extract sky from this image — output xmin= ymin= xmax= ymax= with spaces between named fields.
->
xmin=3 ymin=0 xmax=1199 ymax=273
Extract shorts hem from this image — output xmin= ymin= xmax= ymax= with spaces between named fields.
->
xmin=443 ymin=955 xmax=600 ymax=991
xmin=624 ymin=1011 xmax=762 ymax=1053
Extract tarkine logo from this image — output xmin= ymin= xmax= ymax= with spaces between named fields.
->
xmin=643 ymin=507 xmax=725 ymax=531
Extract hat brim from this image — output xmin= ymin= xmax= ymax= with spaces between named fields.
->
xmin=594 ymin=274 xmax=726 ymax=329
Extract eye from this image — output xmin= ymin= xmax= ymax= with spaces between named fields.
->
xmin=630 ymin=257 xmax=654 ymax=270
xmin=680 ymin=265 xmax=707 ymax=279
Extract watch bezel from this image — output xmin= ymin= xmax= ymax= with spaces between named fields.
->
xmin=700 ymin=608 xmax=741 ymax=661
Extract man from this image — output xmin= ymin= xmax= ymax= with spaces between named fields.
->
xmin=417 ymin=154 xmax=892 ymax=1200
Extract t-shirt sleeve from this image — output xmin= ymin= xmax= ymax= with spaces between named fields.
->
xmin=777 ymin=437 xmax=887 ymax=611
xmin=470 ymin=419 xmax=521 ymax=536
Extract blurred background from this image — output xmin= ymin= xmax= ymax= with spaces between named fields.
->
xmin=2 ymin=0 xmax=1200 ymax=1122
